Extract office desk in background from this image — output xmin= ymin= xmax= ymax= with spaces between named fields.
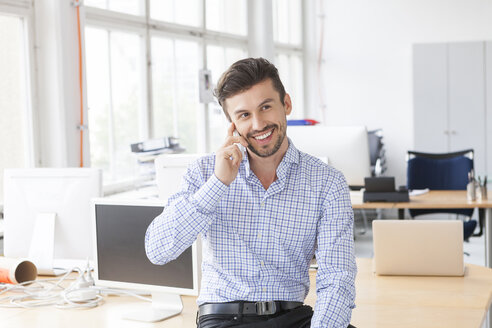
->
xmin=0 ymin=258 xmax=490 ymax=328
xmin=352 ymin=190 xmax=492 ymax=269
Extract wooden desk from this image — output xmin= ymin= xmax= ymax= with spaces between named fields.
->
xmin=351 ymin=190 xmax=492 ymax=270
xmin=0 ymin=258 xmax=491 ymax=328
xmin=350 ymin=258 xmax=492 ymax=328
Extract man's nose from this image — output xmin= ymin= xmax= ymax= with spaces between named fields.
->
xmin=251 ymin=114 xmax=267 ymax=132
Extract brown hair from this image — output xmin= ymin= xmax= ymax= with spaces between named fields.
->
xmin=214 ymin=57 xmax=286 ymax=121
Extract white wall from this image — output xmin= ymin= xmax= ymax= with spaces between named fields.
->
xmin=320 ymin=0 xmax=492 ymax=186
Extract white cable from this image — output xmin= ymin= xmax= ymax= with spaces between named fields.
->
xmin=0 ymin=264 xmax=152 ymax=310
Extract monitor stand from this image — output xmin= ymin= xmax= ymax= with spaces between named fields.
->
xmin=123 ymin=292 xmax=183 ymax=322
xmin=26 ymin=213 xmax=62 ymax=276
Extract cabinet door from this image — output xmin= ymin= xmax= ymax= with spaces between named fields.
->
xmin=448 ymin=42 xmax=486 ymax=175
xmin=486 ymin=42 xmax=492 ymax=177
xmin=413 ymin=43 xmax=448 ymax=152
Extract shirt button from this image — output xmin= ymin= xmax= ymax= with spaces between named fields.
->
xmin=262 ymin=287 xmax=266 ymax=292
xmin=260 ymin=260 xmax=264 ymax=266
xmin=260 ymin=201 xmax=265 ymax=207
xmin=257 ymin=233 xmax=262 ymax=239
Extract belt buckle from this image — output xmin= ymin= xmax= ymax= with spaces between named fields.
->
xmin=255 ymin=301 xmax=276 ymax=315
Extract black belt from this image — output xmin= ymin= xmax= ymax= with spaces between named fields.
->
xmin=198 ymin=301 xmax=303 ymax=317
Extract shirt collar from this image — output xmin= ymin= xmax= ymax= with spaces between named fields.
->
xmin=239 ymin=137 xmax=300 ymax=180
xmin=276 ymin=138 xmax=300 ymax=180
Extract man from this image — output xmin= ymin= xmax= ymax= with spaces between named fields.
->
xmin=145 ymin=58 xmax=357 ymax=328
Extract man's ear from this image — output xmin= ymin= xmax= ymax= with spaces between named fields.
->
xmin=284 ymin=93 xmax=292 ymax=116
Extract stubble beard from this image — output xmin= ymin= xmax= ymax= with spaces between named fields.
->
xmin=246 ymin=121 xmax=287 ymax=158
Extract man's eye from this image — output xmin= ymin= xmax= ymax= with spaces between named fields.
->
xmin=261 ymin=105 xmax=271 ymax=110
xmin=240 ymin=113 xmax=249 ymax=118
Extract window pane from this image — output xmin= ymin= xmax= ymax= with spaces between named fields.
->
xmin=150 ymin=0 xmax=201 ymax=27
xmin=206 ymin=0 xmax=247 ymax=35
xmin=86 ymin=27 xmax=143 ymax=183
xmin=273 ymin=0 xmax=301 ymax=45
xmin=110 ymin=32 xmax=142 ymax=180
xmin=152 ymin=37 xmax=199 ymax=153
xmin=151 ymin=38 xmax=174 ymax=139
xmin=86 ymin=28 xmax=111 ymax=176
xmin=276 ymin=53 xmax=304 ymax=119
xmin=0 ymin=15 xmax=29 ymax=202
xmin=206 ymin=45 xmax=247 ymax=151
xmin=85 ymin=0 xmax=144 ymax=16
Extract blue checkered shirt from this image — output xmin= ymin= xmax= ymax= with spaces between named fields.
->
xmin=145 ymin=140 xmax=357 ymax=327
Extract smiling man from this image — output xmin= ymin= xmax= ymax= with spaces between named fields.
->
xmin=145 ymin=58 xmax=357 ymax=328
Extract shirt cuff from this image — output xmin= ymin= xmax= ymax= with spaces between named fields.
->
xmin=192 ymin=173 xmax=228 ymax=213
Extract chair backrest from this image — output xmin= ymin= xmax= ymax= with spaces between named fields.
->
xmin=406 ymin=149 xmax=473 ymax=190
xmin=368 ymin=129 xmax=383 ymax=166
xmin=406 ymin=149 xmax=474 ymax=218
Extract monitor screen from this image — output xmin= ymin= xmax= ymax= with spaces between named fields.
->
xmin=93 ymin=201 xmax=198 ymax=293
xmin=154 ymin=154 xmax=204 ymax=202
xmin=288 ymin=126 xmax=371 ymax=188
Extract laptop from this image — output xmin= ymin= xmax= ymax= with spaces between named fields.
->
xmin=372 ymin=220 xmax=464 ymax=276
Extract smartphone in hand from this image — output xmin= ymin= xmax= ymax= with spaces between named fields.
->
xmin=233 ymin=130 xmax=247 ymax=158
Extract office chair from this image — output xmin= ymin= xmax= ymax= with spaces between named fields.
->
xmin=406 ymin=149 xmax=478 ymax=241
xmin=357 ymin=129 xmax=387 ymax=234
xmin=368 ymin=129 xmax=387 ymax=177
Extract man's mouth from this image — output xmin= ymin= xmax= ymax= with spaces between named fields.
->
xmin=253 ymin=129 xmax=273 ymax=140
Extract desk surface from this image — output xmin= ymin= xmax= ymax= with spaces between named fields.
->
xmin=0 ymin=258 xmax=491 ymax=328
xmin=352 ymin=190 xmax=492 ymax=209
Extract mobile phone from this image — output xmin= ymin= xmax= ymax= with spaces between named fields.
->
xmin=233 ymin=130 xmax=247 ymax=158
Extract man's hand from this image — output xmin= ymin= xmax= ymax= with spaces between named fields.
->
xmin=214 ymin=123 xmax=249 ymax=186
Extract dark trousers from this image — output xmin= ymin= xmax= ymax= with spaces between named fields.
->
xmin=197 ymin=304 xmax=356 ymax=328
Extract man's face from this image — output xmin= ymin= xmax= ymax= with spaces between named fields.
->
xmin=224 ymin=79 xmax=292 ymax=158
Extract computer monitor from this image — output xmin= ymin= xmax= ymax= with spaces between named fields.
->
xmin=3 ymin=168 xmax=102 ymax=274
xmin=92 ymin=199 xmax=201 ymax=322
xmin=287 ymin=126 xmax=371 ymax=188
xmin=154 ymin=154 xmax=205 ymax=202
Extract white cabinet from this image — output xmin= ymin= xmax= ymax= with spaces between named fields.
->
xmin=413 ymin=41 xmax=491 ymax=176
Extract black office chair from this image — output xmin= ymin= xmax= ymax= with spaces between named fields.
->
xmin=406 ymin=149 xmax=479 ymax=241
xmin=368 ymin=129 xmax=386 ymax=177
xmin=356 ymin=129 xmax=387 ymax=234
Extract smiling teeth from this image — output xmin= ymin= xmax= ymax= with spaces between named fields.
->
xmin=255 ymin=130 xmax=272 ymax=140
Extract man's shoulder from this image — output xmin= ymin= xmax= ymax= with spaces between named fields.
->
xmin=181 ymin=153 xmax=216 ymax=182
xmin=296 ymin=151 xmax=345 ymax=181
xmin=188 ymin=153 xmax=215 ymax=170
xmin=195 ymin=153 xmax=215 ymax=165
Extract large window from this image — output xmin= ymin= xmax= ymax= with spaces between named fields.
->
xmin=84 ymin=1 xmax=306 ymax=186
xmin=0 ymin=13 xmax=32 ymax=202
